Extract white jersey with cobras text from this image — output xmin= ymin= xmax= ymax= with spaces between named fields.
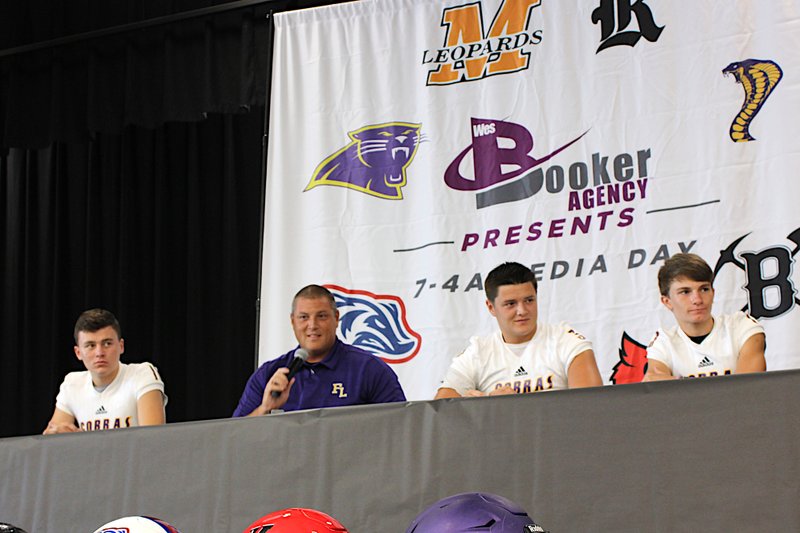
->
xmin=441 ymin=322 xmax=592 ymax=395
xmin=646 ymin=312 xmax=764 ymax=378
xmin=55 ymin=362 xmax=167 ymax=431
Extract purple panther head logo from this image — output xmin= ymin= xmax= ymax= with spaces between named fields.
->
xmin=306 ymin=122 xmax=423 ymax=200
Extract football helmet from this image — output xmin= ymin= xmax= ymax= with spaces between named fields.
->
xmin=92 ymin=515 xmax=181 ymax=533
xmin=242 ymin=508 xmax=348 ymax=533
xmin=406 ymin=492 xmax=547 ymax=532
xmin=0 ymin=523 xmax=28 ymax=533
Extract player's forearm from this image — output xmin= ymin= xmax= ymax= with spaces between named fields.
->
xmin=735 ymin=357 xmax=766 ymax=373
xmin=137 ymin=390 xmax=167 ymax=425
xmin=246 ymin=403 xmax=271 ymax=416
xmin=567 ymin=350 xmax=603 ymax=388
xmin=434 ymin=387 xmax=462 ymax=399
xmin=736 ymin=333 xmax=767 ymax=373
xmin=43 ymin=422 xmax=79 ymax=434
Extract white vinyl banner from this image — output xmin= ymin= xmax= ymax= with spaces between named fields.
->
xmin=261 ymin=0 xmax=800 ymax=400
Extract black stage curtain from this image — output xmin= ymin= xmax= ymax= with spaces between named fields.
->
xmin=0 ymin=0 xmax=351 ymax=438
xmin=0 ymin=0 xmax=274 ymax=438
xmin=0 ymin=3 xmax=271 ymax=150
xmin=0 ymin=112 xmax=264 ymax=438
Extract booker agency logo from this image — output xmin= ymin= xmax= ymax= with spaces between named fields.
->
xmin=306 ymin=122 xmax=423 ymax=200
xmin=326 ymin=284 xmax=421 ymax=364
xmin=422 ymin=0 xmax=543 ymax=86
xmin=447 ymin=117 xmax=653 ymax=253
xmin=722 ymin=59 xmax=782 ymax=142
xmin=445 ymin=117 xmax=588 ymax=209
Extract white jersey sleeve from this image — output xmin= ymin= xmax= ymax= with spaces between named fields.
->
xmin=549 ymin=321 xmax=593 ymax=373
xmin=730 ymin=311 xmax=764 ymax=349
xmin=645 ymin=329 xmax=673 ymax=369
xmin=55 ymin=372 xmax=84 ymax=417
xmin=440 ymin=335 xmax=493 ymax=394
xmin=131 ymin=362 xmax=167 ymax=403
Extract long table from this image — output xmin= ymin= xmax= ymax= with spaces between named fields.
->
xmin=2 ymin=370 xmax=799 ymax=531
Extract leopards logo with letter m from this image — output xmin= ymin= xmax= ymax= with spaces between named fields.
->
xmin=422 ymin=0 xmax=543 ymax=86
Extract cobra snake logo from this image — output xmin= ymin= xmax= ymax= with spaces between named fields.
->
xmin=722 ymin=59 xmax=782 ymax=142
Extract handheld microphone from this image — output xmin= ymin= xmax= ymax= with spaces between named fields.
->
xmin=271 ymin=348 xmax=309 ymax=398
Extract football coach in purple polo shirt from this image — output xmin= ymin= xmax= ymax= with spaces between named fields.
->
xmin=233 ymin=284 xmax=406 ymax=416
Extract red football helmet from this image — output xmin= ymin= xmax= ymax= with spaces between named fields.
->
xmin=242 ymin=508 xmax=348 ymax=533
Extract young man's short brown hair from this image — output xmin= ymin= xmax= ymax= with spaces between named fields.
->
xmin=485 ymin=262 xmax=538 ymax=302
xmin=73 ymin=308 xmax=122 ymax=344
xmin=657 ymin=253 xmax=714 ymax=296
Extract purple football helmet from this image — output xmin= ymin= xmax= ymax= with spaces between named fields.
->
xmin=406 ymin=492 xmax=547 ymax=533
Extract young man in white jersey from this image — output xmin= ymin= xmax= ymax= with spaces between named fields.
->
xmin=644 ymin=253 xmax=766 ymax=381
xmin=435 ymin=262 xmax=602 ymax=398
xmin=43 ymin=308 xmax=166 ymax=434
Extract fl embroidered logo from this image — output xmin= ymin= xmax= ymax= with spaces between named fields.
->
xmin=422 ymin=0 xmax=543 ymax=86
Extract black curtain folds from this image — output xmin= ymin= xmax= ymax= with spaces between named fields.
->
xmin=0 ymin=0 xmax=279 ymax=438
xmin=0 ymin=113 xmax=264 ymax=437
xmin=0 ymin=5 xmax=270 ymax=151
xmin=0 ymin=0 xmax=353 ymax=438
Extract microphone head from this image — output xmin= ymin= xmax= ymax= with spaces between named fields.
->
xmin=294 ymin=348 xmax=310 ymax=362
